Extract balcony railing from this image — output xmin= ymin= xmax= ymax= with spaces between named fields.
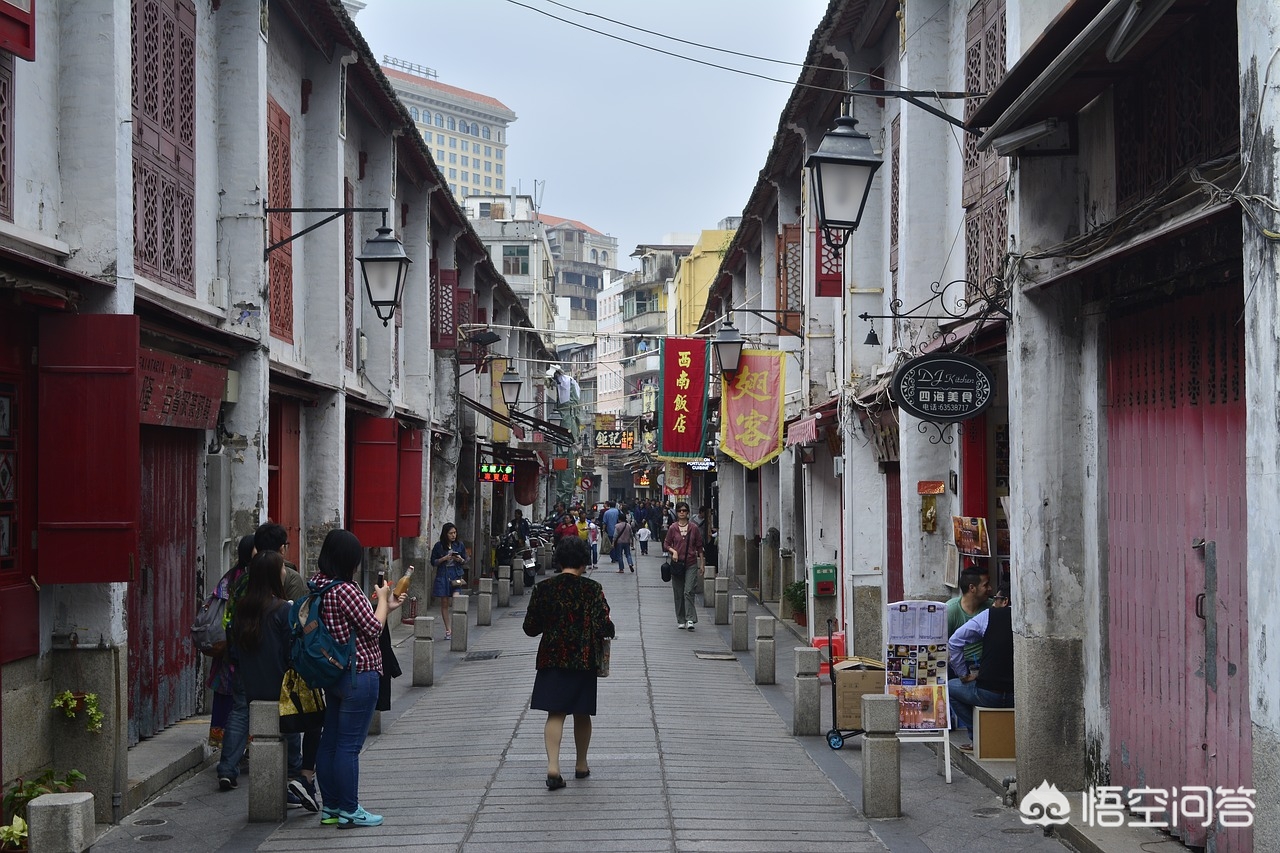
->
xmin=623 ymin=310 xmax=665 ymax=335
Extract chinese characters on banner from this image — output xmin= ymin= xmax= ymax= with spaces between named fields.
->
xmin=664 ymin=461 xmax=690 ymax=496
xmin=720 ymin=350 xmax=785 ymax=469
xmin=658 ymin=337 xmax=709 ymax=458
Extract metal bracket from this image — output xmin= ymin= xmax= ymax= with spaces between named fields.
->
xmin=848 ymin=89 xmax=983 ymax=136
xmin=263 ymin=206 xmax=388 ymax=260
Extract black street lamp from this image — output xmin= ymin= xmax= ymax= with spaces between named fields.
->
xmin=499 ymin=366 xmax=523 ymax=410
xmin=357 ymin=224 xmax=413 ymax=326
xmin=806 ymin=116 xmax=883 ymax=250
xmin=712 ymin=320 xmax=745 ymax=375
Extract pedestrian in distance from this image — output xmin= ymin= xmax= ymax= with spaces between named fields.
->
xmin=612 ymin=514 xmax=635 ymax=573
xmin=523 ymin=536 xmax=615 ymax=791
xmin=225 ymin=550 xmax=319 ymax=812
xmin=664 ymin=502 xmax=705 ymax=630
xmin=311 ymin=529 xmax=404 ymax=827
xmin=635 ymin=521 xmax=651 ymax=556
xmin=210 ymin=535 xmax=254 ymax=785
xmin=430 ymin=523 xmax=468 ymax=640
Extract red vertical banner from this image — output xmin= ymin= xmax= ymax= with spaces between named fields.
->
xmin=658 ymin=337 xmax=708 ymax=458
xmin=721 ymin=350 xmax=785 ymax=469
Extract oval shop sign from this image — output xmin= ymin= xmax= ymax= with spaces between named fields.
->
xmin=891 ymin=354 xmax=995 ymax=422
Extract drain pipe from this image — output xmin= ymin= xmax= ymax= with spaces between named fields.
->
xmin=112 ymin=644 xmax=126 ymax=825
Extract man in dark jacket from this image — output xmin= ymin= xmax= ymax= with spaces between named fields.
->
xmin=946 ymin=585 xmax=1014 ymax=751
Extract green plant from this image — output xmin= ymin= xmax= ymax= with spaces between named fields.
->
xmin=0 ymin=815 xmax=27 ymax=851
xmin=783 ymin=580 xmax=807 ymax=613
xmin=50 ymin=691 xmax=104 ymax=734
xmin=2 ymin=769 xmax=86 ymax=829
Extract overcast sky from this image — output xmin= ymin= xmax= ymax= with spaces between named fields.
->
xmin=352 ymin=0 xmax=829 ymax=270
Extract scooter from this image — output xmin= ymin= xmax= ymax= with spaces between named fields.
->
xmin=519 ymin=536 xmax=545 ymax=586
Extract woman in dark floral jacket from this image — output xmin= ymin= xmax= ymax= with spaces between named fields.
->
xmin=523 ymin=536 xmax=615 ymax=790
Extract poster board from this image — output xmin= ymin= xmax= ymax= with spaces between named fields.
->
xmin=885 ymin=600 xmax=951 ymax=731
xmin=952 ymin=515 xmax=990 ymax=557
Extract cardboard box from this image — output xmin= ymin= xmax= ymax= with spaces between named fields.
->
xmin=832 ymin=658 xmax=886 ymax=730
xmin=974 ymin=707 xmax=1016 ymax=760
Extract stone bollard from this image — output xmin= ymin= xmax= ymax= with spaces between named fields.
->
xmin=451 ymin=594 xmax=469 ymax=651
xmin=861 ymin=694 xmax=902 ymax=818
xmin=731 ymin=595 xmax=748 ymax=651
xmin=477 ymin=577 xmax=493 ymax=626
xmin=793 ymin=647 xmax=821 ymax=736
xmin=412 ymin=616 xmax=435 ymax=686
xmin=248 ymin=700 xmax=286 ymax=822
xmin=27 ymin=792 xmax=94 ymax=853
xmin=513 ymin=562 xmax=525 ymax=596
xmin=754 ymin=616 xmax=776 ymax=685
xmin=497 ymin=564 xmax=511 ymax=607
xmin=714 ymin=576 xmax=730 ymax=625
xmin=702 ymin=565 xmax=716 ymax=608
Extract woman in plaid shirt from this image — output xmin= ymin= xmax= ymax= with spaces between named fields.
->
xmin=311 ymin=529 xmax=404 ymax=828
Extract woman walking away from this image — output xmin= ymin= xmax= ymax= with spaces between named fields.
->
xmin=226 ymin=550 xmax=318 ymax=811
xmin=523 ymin=536 xmax=615 ymax=791
xmin=664 ymin=502 xmax=705 ymax=630
xmin=430 ymin=523 xmax=468 ymax=640
xmin=312 ymin=529 xmax=404 ymax=828
xmin=212 ymin=534 xmax=256 ymax=790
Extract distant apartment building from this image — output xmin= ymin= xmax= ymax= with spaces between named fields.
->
xmin=461 ymin=194 xmax=557 ymax=333
xmin=672 ymin=222 xmax=738 ymax=335
xmin=541 ymin=214 xmax=619 ymax=346
xmin=381 ymin=57 xmax=517 ymax=200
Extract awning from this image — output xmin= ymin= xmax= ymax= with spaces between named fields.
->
xmin=786 ymin=416 xmax=818 ymax=446
xmin=460 ymin=395 xmax=575 ymax=446
xmin=460 ymin=395 xmax=525 ymax=441
xmin=967 ymin=0 xmax=1209 ymax=149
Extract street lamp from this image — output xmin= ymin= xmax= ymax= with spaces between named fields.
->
xmin=499 ymin=366 xmax=523 ymax=410
xmin=357 ymin=223 xmax=413 ymax=326
xmin=805 ymin=115 xmax=883 ymax=250
xmin=712 ymin=320 xmax=745 ymax=375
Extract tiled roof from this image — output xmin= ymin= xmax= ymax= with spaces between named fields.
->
xmin=538 ymin=213 xmax=604 ymax=236
xmin=380 ymin=67 xmax=515 ymax=116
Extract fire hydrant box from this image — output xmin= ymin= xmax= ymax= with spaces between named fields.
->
xmin=833 ymin=657 xmax=886 ymax=730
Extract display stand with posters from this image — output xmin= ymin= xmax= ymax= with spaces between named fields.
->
xmin=886 ymin=599 xmax=953 ymax=783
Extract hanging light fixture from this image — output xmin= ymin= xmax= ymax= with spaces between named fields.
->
xmin=712 ymin=320 xmax=745 ymax=374
xmin=863 ymin=326 xmax=881 ymax=347
xmin=499 ymin=366 xmax=523 ymax=410
xmin=806 ymin=116 xmax=883 ymax=250
xmin=357 ymin=223 xmax=413 ymax=326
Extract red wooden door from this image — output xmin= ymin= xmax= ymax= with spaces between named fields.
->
xmin=127 ymin=425 xmax=200 ymax=744
xmin=884 ymin=463 xmax=903 ymax=604
xmin=268 ymin=397 xmax=301 ymax=554
xmin=1107 ymin=290 xmax=1250 ymax=851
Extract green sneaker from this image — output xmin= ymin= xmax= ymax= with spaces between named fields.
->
xmin=320 ymin=807 xmax=340 ymax=826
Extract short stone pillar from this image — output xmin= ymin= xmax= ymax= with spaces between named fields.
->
xmin=477 ymin=577 xmax=493 ymax=626
xmin=714 ymin=576 xmax=730 ymax=625
xmin=731 ymin=595 xmax=748 ymax=651
xmin=27 ymin=791 xmax=95 ymax=853
xmin=412 ymin=616 xmax=435 ymax=686
xmin=793 ymin=647 xmax=821 ymax=736
xmin=754 ymin=616 xmax=775 ymax=685
xmin=861 ymin=694 xmax=902 ymax=818
xmin=538 ymin=545 xmax=551 ymax=574
xmin=702 ymin=565 xmax=716 ymax=608
xmin=513 ymin=562 xmax=525 ymax=596
xmin=248 ymin=700 xmax=286 ymax=822
xmin=732 ymin=533 xmax=746 ymax=577
xmin=497 ymin=564 xmax=511 ymax=607
xmin=451 ymin=594 xmax=469 ymax=651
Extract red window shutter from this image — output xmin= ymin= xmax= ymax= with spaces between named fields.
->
xmin=397 ymin=428 xmax=423 ymax=538
xmin=267 ymin=96 xmax=294 ymax=342
xmin=38 ymin=314 xmax=140 ymax=583
xmin=349 ymin=417 xmax=398 ymax=547
xmin=0 ymin=583 xmax=37 ymax=662
xmin=815 ymin=230 xmax=843 ymax=297
xmin=0 ymin=0 xmax=34 ymax=61
xmin=431 ymin=268 xmax=458 ymax=349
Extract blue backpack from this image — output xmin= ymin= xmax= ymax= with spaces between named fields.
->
xmin=289 ymin=580 xmax=355 ymax=689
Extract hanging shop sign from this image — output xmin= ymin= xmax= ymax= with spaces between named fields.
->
xmin=890 ymin=354 xmax=995 ymax=423
xmin=594 ymin=429 xmax=635 ymax=451
xmin=138 ymin=347 xmax=226 ymax=429
xmin=686 ymin=457 xmax=717 ymax=472
xmin=658 ymin=337 xmax=709 ymax=458
xmin=721 ymin=350 xmax=785 ymax=469
xmin=478 ymin=463 xmax=515 ymax=483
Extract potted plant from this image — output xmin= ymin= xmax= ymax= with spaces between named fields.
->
xmin=51 ymin=690 xmax=105 ymax=734
xmin=783 ymin=581 xmax=808 ymax=627
xmin=2 ymin=769 xmax=86 ymax=851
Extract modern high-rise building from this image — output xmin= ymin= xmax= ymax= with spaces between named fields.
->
xmin=380 ymin=56 xmax=517 ymax=200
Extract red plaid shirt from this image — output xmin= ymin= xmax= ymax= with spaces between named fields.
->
xmin=310 ymin=572 xmax=384 ymax=674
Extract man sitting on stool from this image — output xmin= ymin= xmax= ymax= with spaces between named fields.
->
xmin=947 ymin=585 xmax=1014 ymax=752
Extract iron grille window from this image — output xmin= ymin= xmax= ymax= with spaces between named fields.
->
xmin=0 ymin=53 xmax=12 ymax=223
xmin=962 ymin=0 xmax=1007 ymax=303
xmin=131 ymin=0 xmax=197 ymax=294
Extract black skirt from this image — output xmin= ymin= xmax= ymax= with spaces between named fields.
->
xmin=530 ymin=667 xmax=598 ymax=715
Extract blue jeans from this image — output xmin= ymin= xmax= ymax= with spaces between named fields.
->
xmin=215 ymin=680 xmax=249 ymax=781
xmin=614 ymin=543 xmax=633 ymax=569
xmin=316 ymin=670 xmax=380 ymax=813
xmin=947 ymin=677 xmax=1014 ymax=737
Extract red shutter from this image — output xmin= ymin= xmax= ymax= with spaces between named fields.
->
xmin=431 ymin=268 xmax=457 ymax=349
xmin=815 ymin=230 xmax=843 ymax=297
xmin=349 ymin=417 xmax=398 ymax=547
xmin=0 ymin=0 xmax=35 ymax=61
xmin=38 ymin=314 xmax=140 ymax=583
xmin=397 ymin=428 xmax=423 ymax=538
xmin=267 ymin=96 xmax=294 ymax=342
